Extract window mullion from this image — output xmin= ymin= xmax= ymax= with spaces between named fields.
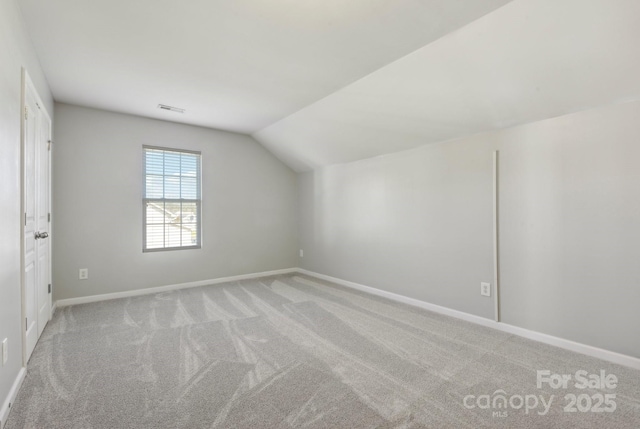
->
xmin=143 ymin=147 xmax=201 ymax=252
xmin=162 ymin=151 xmax=166 ymax=249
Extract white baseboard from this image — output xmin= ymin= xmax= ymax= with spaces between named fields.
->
xmin=0 ymin=368 xmax=26 ymax=428
xmin=494 ymin=322 xmax=640 ymax=370
xmin=295 ymin=268 xmax=497 ymax=329
xmin=295 ymin=268 xmax=640 ymax=371
xmin=55 ymin=268 xmax=297 ymax=308
xmin=51 ymin=266 xmax=640 ymax=370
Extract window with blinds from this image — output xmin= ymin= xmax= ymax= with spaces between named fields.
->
xmin=143 ymin=146 xmax=201 ymax=251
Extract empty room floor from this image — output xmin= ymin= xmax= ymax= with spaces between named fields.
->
xmin=6 ymin=274 xmax=640 ymax=428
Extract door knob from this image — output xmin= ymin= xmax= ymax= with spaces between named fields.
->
xmin=35 ymin=231 xmax=49 ymax=239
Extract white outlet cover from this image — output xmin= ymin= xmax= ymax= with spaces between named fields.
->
xmin=299 ymin=249 xmax=304 ymax=258
xmin=2 ymin=338 xmax=7 ymax=365
xmin=79 ymin=269 xmax=88 ymax=280
xmin=481 ymin=282 xmax=491 ymax=297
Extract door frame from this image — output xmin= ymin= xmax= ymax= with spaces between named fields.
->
xmin=20 ymin=69 xmax=52 ymax=366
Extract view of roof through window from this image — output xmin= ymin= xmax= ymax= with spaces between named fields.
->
xmin=143 ymin=147 xmax=201 ymax=250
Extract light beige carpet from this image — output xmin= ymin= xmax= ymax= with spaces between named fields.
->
xmin=6 ymin=274 xmax=640 ymax=428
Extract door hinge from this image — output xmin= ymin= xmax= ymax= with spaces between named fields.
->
xmin=24 ymin=106 xmax=27 ymax=120
xmin=25 ymin=212 xmax=27 ymax=226
xmin=48 ymin=284 xmax=51 ymax=294
xmin=48 ymin=213 xmax=51 ymax=222
xmin=25 ymin=318 xmax=28 ymax=330
xmin=48 ymin=140 xmax=52 ymax=151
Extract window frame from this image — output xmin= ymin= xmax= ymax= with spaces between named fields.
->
xmin=142 ymin=145 xmax=202 ymax=252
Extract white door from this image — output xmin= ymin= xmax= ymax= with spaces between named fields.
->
xmin=23 ymin=72 xmax=51 ymax=362
xmin=36 ymin=95 xmax=51 ymax=338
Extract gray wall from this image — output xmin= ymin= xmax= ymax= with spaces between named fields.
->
xmin=298 ymin=139 xmax=495 ymax=319
xmin=0 ymin=0 xmax=53 ymax=414
xmin=52 ymin=103 xmax=298 ymax=301
xmin=299 ymin=100 xmax=640 ymax=358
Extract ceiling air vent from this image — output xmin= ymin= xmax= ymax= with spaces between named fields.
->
xmin=157 ymin=104 xmax=185 ymax=114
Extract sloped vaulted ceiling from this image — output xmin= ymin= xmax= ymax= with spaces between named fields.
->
xmin=18 ymin=0 xmax=512 ymax=132
xmin=253 ymin=0 xmax=640 ymax=171
xmin=19 ymin=0 xmax=640 ymax=172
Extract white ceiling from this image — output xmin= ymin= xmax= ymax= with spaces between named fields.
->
xmin=254 ymin=0 xmax=640 ymax=171
xmin=18 ymin=0 xmax=511 ymax=134
xmin=19 ymin=0 xmax=640 ymax=172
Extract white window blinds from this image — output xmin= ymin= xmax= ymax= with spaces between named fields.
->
xmin=143 ymin=146 xmax=201 ymax=251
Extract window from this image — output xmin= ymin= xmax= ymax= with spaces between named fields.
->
xmin=143 ymin=146 xmax=201 ymax=251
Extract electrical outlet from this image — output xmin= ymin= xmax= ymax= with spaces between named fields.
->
xmin=2 ymin=338 xmax=7 ymax=366
xmin=79 ymin=268 xmax=88 ymax=280
xmin=299 ymin=249 xmax=304 ymax=258
xmin=481 ymin=282 xmax=491 ymax=297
